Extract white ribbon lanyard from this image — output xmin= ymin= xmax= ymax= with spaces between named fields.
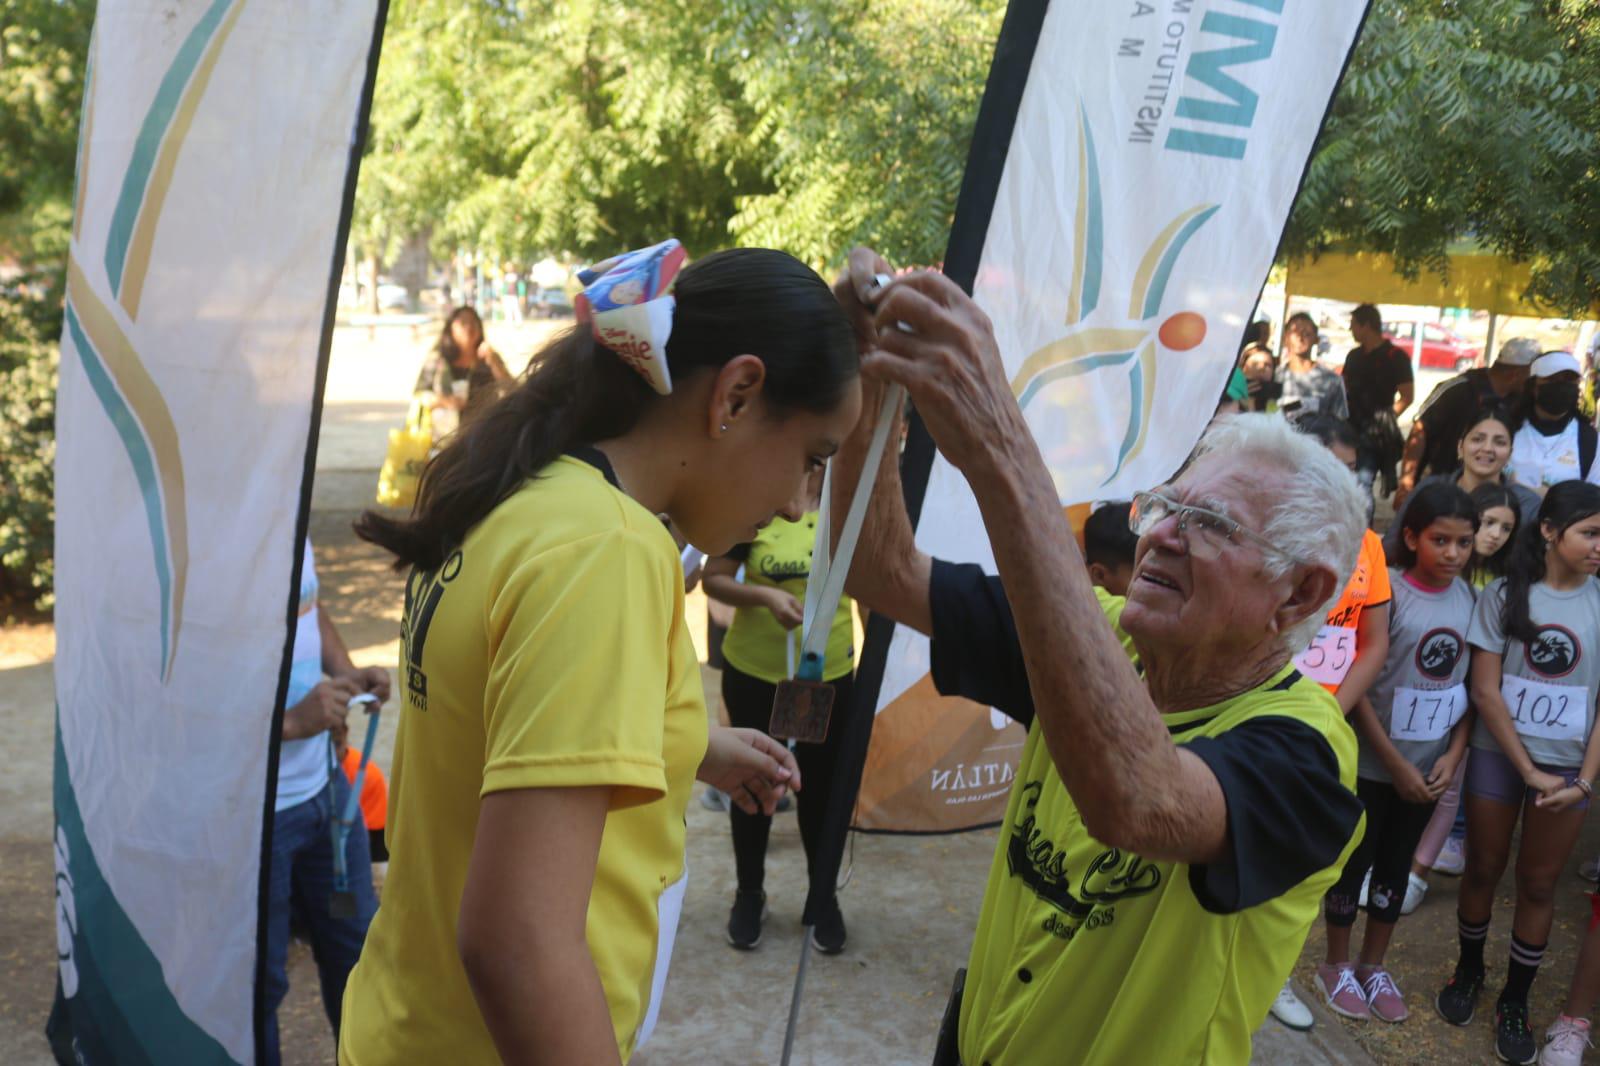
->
xmin=794 ymin=381 xmax=906 ymax=682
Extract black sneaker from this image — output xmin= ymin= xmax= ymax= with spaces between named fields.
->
xmin=726 ymin=890 xmax=767 ymax=950
xmin=1495 ymin=998 xmax=1537 ymax=1064
xmin=1436 ymin=965 xmax=1485 ymax=1026
xmin=810 ymin=897 xmax=847 ymax=955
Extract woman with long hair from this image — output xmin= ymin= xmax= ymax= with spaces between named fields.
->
xmin=1384 ymin=406 xmax=1539 ymax=562
xmin=1437 ymin=482 xmax=1600 ymax=1063
xmin=340 ymin=242 xmax=862 ymax=1065
xmin=414 ymin=305 xmax=513 ymax=435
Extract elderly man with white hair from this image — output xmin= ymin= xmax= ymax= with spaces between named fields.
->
xmin=830 ymin=250 xmax=1369 ymax=1066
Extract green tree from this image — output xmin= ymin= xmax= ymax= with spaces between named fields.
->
xmin=0 ymin=0 xmax=94 ymax=275
xmin=1285 ymin=0 xmax=1600 ymax=315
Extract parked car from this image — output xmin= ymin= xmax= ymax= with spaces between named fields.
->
xmin=1384 ymin=320 xmax=1482 ymax=372
xmin=533 ymin=288 xmax=574 ymax=318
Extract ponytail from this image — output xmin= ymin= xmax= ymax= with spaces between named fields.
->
xmin=355 ymin=247 xmax=857 ymax=572
xmin=1500 ymin=481 xmax=1600 ymax=644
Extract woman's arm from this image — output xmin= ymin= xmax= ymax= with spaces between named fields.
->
xmin=1534 ymin=696 xmax=1600 ymax=811
xmin=1469 ymin=647 xmax=1563 ymax=793
xmin=1351 ymin=695 xmax=1432 ymax=802
xmin=480 ymin=343 xmax=513 ymax=382
xmin=459 ymin=786 xmax=622 ymax=1066
xmin=701 ymin=557 xmax=803 ymax=629
xmin=1333 ymin=602 xmax=1389 ymax=715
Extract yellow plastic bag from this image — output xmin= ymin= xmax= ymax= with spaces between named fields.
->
xmin=375 ymin=400 xmax=432 ymax=509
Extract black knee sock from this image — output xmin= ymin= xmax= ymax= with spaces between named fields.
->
xmin=1502 ymin=935 xmax=1546 ymax=1005
xmin=1458 ymin=912 xmax=1490 ymax=975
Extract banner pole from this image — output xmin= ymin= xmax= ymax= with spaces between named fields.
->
xmin=779 ymin=933 xmax=813 ymax=1066
xmin=252 ymin=2 xmax=391 ymax=1059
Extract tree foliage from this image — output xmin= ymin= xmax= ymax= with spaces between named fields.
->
xmin=1285 ymin=0 xmax=1600 ymax=314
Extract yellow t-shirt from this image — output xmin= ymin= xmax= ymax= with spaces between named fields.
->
xmin=957 ymin=593 xmax=1361 ymax=1066
xmin=720 ymin=511 xmax=855 ymax=684
xmin=339 ymin=455 xmax=709 ymax=1064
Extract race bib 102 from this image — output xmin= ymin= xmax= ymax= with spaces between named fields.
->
xmin=1390 ymin=684 xmax=1468 ymax=742
xmin=1294 ymin=625 xmax=1358 ymax=687
xmin=1501 ymin=674 xmax=1590 ymax=743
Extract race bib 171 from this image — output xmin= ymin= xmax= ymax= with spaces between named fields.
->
xmin=1294 ymin=625 xmax=1358 ymax=687
xmin=1501 ymin=674 xmax=1589 ymax=743
xmin=1390 ymin=684 xmax=1468 ymax=742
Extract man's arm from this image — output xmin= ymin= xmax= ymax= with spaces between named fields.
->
xmin=830 ymin=257 xmax=933 ymax=636
xmin=1394 ymin=380 xmax=1415 ymax=418
xmin=863 ymin=269 xmax=1232 ymax=863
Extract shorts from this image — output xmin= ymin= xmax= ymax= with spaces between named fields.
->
xmin=1464 ymin=746 xmax=1589 ymax=810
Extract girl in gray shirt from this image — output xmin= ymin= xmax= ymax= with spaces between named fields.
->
xmin=1318 ymin=483 xmax=1478 ymax=1024
xmin=1439 ymin=481 xmax=1600 ymax=1060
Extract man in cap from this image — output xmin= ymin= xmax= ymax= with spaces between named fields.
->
xmin=1395 ymin=336 xmax=1540 ymax=507
xmin=1507 ymin=349 xmax=1599 ymax=493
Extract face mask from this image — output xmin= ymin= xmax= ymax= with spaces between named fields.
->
xmin=1538 ymin=380 xmax=1580 ymax=417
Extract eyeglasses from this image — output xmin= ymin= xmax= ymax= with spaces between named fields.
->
xmin=1128 ymin=490 xmax=1305 ymax=565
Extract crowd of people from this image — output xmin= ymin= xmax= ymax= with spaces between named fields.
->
xmin=1228 ymin=313 xmax=1600 ymax=1065
xmin=259 ymin=239 xmax=1600 ymax=1066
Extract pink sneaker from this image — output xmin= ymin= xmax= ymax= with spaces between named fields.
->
xmin=1317 ymin=962 xmax=1371 ymax=1020
xmin=1361 ymin=967 xmax=1408 ymax=1022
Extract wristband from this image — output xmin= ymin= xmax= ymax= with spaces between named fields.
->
xmin=1575 ymin=778 xmax=1593 ymax=799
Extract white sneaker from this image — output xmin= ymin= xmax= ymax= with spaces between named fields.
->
xmin=1359 ymin=868 xmax=1371 ymax=908
xmin=1581 ymin=857 xmax=1600 ymax=884
xmin=1541 ymin=1015 xmax=1593 ymax=1066
xmin=1271 ymin=980 xmax=1315 ymax=1031
xmin=1435 ymin=835 xmax=1466 ymax=876
xmin=1401 ymin=872 xmax=1429 ymax=916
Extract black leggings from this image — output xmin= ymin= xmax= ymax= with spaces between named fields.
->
xmin=721 ymin=663 xmax=853 ymax=895
xmin=1325 ymin=776 xmax=1437 ymax=926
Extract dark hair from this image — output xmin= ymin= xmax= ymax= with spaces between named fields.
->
xmin=1237 ymin=320 xmax=1270 ymax=355
xmin=1351 ymin=304 xmax=1382 ymax=333
xmin=1389 ymin=482 xmax=1477 ymax=570
xmin=357 ymin=248 xmax=858 ymax=571
xmin=436 ymin=306 xmax=484 ymax=365
xmin=1500 ymin=480 xmax=1600 ymax=643
xmin=1294 ymin=413 xmax=1360 ymax=453
xmin=1457 ymin=403 xmax=1516 ymax=447
xmin=1285 ymin=311 xmax=1318 ymax=339
xmin=1468 ymin=483 xmax=1521 ymax=583
xmin=1084 ymin=502 xmax=1138 ymax=571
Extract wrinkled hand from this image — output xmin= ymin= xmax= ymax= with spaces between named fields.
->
xmin=284 ymin=677 xmax=362 ymax=742
xmin=1393 ymin=762 xmax=1436 ymax=805
xmin=697 ymin=727 xmax=801 ymax=816
xmin=833 ymin=247 xmax=897 ymax=357
xmin=765 ymin=589 xmax=805 ymax=630
xmin=858 ymin=266 xmax=1025 ymax=476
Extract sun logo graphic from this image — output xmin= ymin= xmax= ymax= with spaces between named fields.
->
xmin=1009 ymin=105 xmax=1218 ymax=484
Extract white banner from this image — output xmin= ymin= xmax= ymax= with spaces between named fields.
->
xmin=858 ymin=0 xmax=1371 ymax=831
xmin=51 ymin=1 xmax=382 ymax=1060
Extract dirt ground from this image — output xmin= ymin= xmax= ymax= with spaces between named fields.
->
xmin=4 ymin=321 xmax=1597 ymax=1065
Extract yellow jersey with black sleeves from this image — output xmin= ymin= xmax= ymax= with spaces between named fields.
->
xmin=926 ymin=561 xmax=1363 ymax=1066
xmin=339 ymin=453 xmax=708 ymax=1064
xmin=720 ymin=511 xmax=855 ymax=684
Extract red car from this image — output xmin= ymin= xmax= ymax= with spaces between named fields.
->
xmin=1384 ymin=320 xmax=1483 ymax=372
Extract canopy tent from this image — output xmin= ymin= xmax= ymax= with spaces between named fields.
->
xmin=1286 ymin=246 xmax=1600 ymax=321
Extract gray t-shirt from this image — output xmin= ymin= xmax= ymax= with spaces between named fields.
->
xmin=1468 ymin=577 xmax=1600 ymax=768
xmin=1359 ymin=571 xmax=1477 ymax=782
xmin=1278 ymin=363 xmax=1348 ymax=421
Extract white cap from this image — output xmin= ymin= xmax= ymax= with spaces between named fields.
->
xmin=1531 ymin=350 xmax=1581 ymax=379
xmin=1495 ymin=337 xmax=1541 ymax=367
